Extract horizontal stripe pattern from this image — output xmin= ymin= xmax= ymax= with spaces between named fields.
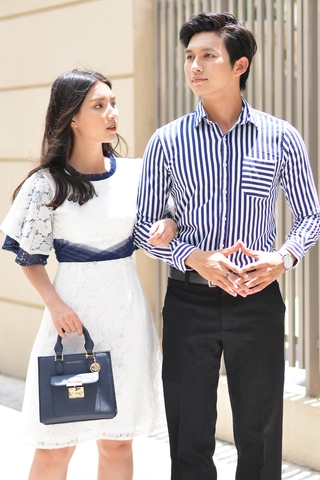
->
xmin=135 ymin=99 xmax=320 ymax=271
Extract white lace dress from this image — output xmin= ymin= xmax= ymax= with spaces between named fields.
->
xmin=0 ymin=157 xmax=165 ymax=449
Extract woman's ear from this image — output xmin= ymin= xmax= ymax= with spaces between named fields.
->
xmin=70 ymin=119 xmax=76 ymax=128
xmin=234 ymin=56 xmax=249 ymax=77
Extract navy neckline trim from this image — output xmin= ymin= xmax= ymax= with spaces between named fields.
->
xmin=67 ymin=154 xmax=117 ymax=181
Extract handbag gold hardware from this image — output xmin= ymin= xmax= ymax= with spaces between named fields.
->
xmin=90 ymin=362 xmax=101 ymax=372
xmin=85 ymin=352 xmax=95 ymax=359
xmin=86 ymin=352 xmax=101 ymax=372
xmin=68 ymin=386 xmax=85 ymax=399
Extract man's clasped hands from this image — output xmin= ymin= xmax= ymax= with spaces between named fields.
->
xmin=185 ymin=240 xmax=287 ymax=297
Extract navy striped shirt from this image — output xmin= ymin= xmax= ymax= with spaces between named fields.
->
xmin=134 ymin=99 xmax=320 ymax=271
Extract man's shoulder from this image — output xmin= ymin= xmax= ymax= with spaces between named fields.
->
xmin=248 ymin=106 xmax=304 ymax=149
xmin=249 ymin=105 xmax=293 ymax=130
xmin=156 ymin=111 xmax=196 ymax=136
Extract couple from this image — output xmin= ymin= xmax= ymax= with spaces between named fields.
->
xmin=2 ymin=11 xmax=320 ymax=480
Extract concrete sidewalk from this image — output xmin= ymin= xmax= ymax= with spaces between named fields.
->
xmin=1 ymin=374 xmax=320 ymax=479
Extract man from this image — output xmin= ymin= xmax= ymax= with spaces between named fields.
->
xmin=135 ymin=12 xmax=320 ymax=480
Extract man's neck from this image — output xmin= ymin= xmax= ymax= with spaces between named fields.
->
xmin=201 ymin=94 xmax=243 ymax=135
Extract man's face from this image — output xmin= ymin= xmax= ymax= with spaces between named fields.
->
xmin=184 ymin=31 xmax=237 ymax=99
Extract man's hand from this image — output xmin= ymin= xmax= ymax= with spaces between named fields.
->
xmin=185 ymin=240 xmax=248 ymax=297
xmin=238 ymin=246 xmax=293 ymax=295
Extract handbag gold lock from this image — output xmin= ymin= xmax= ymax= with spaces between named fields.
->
xmin=68 ymin=386 xmax=84 ymax=399
xmin=67 ymin=379 xmax=85 ymax=399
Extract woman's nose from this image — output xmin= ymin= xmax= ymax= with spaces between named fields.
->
xmin=107 ymin=108 xmax=117 ymax=120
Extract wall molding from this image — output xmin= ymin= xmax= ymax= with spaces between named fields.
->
xmin=0 ymin=158 xmax=36 ymax=162
xmin=0 ymin=0 xmax=99 ymax=22
xmin=0 ymin=73 xmax=134 ymax=93
xmin=0 ymin=296 xmax=43 ymax=310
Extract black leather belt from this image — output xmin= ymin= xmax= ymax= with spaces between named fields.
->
xmin=169 ymin=266 xmax=208 ymax=285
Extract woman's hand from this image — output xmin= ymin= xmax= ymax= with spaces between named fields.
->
xmin=21 ymin=264 xmax=83 ymax=337
xmin=47 ymin=298 xmax=83 ymax=338
xmin=148 ymin=218 xmax=178 ymax=247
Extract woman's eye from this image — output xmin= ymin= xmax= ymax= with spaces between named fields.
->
xmin=94 ymin=104 xmax=103 ymax=109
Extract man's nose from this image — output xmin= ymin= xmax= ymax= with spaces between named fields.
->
xmin=191 ymin=58 xmax=203 ymax=71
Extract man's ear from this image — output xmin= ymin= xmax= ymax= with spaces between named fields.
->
xmin=234 ymin=56 xmax=249 ymax=77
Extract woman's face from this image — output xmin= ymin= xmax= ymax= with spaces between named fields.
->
xmin=71 ymin=81 xmax=119 ymax=145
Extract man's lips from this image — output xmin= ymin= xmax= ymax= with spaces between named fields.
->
xmin=107 ymin=125 xmax=117 ymax=131
xmin=192 ymin=77 xmax=206 ymax=83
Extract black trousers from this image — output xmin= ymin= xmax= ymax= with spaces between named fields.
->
xmin=162 ymin=278 xmax=285 ymax=480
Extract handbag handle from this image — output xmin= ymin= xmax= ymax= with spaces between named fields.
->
xmin=54 ymin=326 xmax=94 ymax=357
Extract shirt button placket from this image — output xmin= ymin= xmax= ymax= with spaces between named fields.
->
xmin=220 ymin=136 xmax=228 ymax=249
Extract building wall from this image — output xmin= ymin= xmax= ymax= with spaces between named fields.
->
xmin=0 ymin=0 xmax=157 ymax=378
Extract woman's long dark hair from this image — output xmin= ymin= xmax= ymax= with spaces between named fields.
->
xmin=13 ymin=69 xmax=127 ymax=209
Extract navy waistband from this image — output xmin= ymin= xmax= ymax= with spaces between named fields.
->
xmin=53 ymin=236 xmax=134 ymax=263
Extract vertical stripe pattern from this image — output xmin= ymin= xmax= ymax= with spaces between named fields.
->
xmin=135 ymin=99 xmax=320 ymax=272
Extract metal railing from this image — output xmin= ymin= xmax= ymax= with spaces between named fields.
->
xmin=153 ymin=0 xmax=320 ymax=396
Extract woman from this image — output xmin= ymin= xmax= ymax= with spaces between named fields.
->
xmin=0 ymin=69 xmax=176 ymax=480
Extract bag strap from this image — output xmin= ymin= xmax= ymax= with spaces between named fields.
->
xmin=54 ymin=326 xmax=94 ymax=356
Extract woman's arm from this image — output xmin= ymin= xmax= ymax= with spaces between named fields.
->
xmin=21 ymin=264 xmax=83 ymax=338
xmin=148 ymin=218 xmax=178 ymax=247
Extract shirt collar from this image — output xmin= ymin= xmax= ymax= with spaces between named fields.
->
xmin=194 ymin=97 xmax=259 ymax=130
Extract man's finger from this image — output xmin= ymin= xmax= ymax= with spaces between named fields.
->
xmin=219 ymin=241 xmax=242 ymax=256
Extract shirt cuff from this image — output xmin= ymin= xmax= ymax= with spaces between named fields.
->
xmin=279 ymin=242 xmax=303 ymax=267
xmin=171 ymin=243 xmax=198 ymax=272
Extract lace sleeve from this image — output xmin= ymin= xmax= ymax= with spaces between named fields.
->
xmin=2 ymin=235 xmax=49 ymax=266
xmin=0 ymin=171 xmax=54 ymax=256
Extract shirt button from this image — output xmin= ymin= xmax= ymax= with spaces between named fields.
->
xmin=223 ymin=162 xmax=227 ymax=167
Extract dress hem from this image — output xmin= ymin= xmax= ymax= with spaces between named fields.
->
xmin=22 ymin=422 xmax=167 ymax=449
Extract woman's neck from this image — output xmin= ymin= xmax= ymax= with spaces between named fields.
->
xmin=68 ymin=144 xmax=109 ymax=174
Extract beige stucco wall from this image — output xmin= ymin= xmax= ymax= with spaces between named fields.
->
xmin=0 ymin=0 xmax=157 ymax=379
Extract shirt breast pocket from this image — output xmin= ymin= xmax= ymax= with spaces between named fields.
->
xmin=241 ymin=155 xmax=277 ymax=198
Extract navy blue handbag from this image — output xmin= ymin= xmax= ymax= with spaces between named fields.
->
xmin=38 ymin=326 xmax=117 ymax=425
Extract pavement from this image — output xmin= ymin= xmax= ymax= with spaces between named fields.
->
xmin=1 ymin=373 xmax=320 ymax=479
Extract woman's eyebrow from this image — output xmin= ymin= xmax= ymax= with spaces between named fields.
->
xmin=89 ymin=95 xmax=116 ymax=102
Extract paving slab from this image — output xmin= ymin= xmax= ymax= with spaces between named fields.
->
xmin=1 ymin=374 xmax=320 ymax=479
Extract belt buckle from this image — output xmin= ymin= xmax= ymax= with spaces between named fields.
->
xmin=208 ymin=281 xmax=217 ymax=288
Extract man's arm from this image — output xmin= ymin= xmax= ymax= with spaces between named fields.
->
xmin=278 ymin=124 xmax=320 ymax=260
xmin=134 ymin=132 xmax=197 ymax=271
xmin=240 ymin=123 xmax=320 ymax=295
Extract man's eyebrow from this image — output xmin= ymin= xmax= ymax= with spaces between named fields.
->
xmin=185 ymin=47 xmax=217 ymax=53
